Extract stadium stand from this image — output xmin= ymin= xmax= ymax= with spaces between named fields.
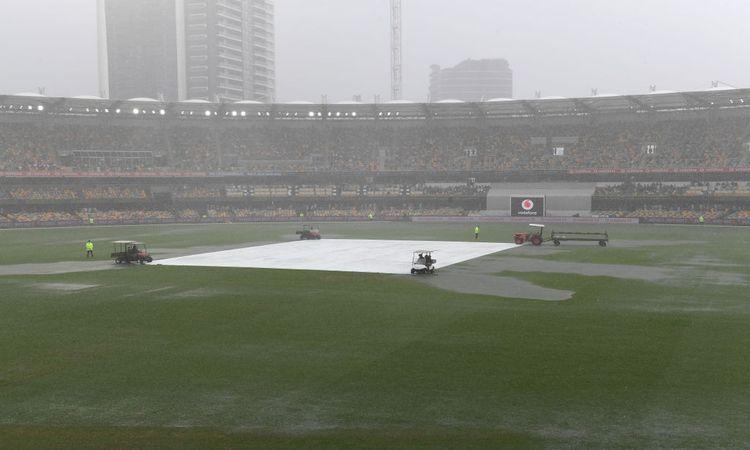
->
xmin=2 ymin=89 xmax=750 ymax=227
xmin=1 ymin=116 xmax=749 ymax=173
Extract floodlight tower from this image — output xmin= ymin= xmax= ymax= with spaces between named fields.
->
xmin=390 ymin=0 xmax=402 ymax=101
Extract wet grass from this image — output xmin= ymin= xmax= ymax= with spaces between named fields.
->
xmin=1 ymin=222 xmax=749 ymax=447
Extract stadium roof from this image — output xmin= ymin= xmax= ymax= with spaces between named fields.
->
xmin=72 ymin=95 xmax=107 ymax=100
xmin=646 ymin=90 xmax=676 ymax=95
xmin=127 ymin=97 xmax=159 ymax=102
xmin=1 ymin=88 xmax=749 ymax=121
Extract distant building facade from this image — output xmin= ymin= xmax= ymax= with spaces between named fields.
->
xmin=429 ymin=59 xmax=513 ymax=102
xmin=100 ymin=0 xmax=180 ymax=101
xmin=98 ymin=0 xmax=275 ymax=102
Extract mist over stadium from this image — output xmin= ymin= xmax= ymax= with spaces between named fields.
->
xmin=1 ymin=1 xmax=749 ymax=448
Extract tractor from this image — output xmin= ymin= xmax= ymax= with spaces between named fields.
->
xmin=296 ymin=224 xmax=321 ymax=240
xmin=111 ymin=241 xmax=153 ymax=264
xmin=513 ymin=224 xmax=546 ymax=246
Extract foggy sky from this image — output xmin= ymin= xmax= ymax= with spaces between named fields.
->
xmin=0 ymin=0 xmax=748 ymax=102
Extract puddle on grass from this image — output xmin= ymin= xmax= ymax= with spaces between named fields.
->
xmin=33 ymin=283 xmax=99 ymax=292
xmin=165 ymin=288 xmax=225 ymax=299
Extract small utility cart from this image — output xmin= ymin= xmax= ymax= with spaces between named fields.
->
xmin=296 ymin=224 xmax=321 ymax=240
xmin=411 ymin=250 xmax=437 ymax=275
xmin=111 ymin=241 xmax=153 ymax=264
xmin=550 ymin=230 xmax=609 ymax=247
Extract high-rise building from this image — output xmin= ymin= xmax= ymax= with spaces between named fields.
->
xmin=429 ymin=59 xmax=513 ymax=102
xmin=98 ymin=0 xmax=180 ymax=101
xmin=98 ymin=0 xmax=275 ymax=102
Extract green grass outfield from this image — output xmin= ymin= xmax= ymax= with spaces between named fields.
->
xmin=1 ymin=222 xmax=749 ymax=448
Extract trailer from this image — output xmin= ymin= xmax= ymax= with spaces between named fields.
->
xmin=550 ymin=230 xmax=609 ymax=247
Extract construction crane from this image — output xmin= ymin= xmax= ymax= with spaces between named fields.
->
xmin=390 ymin=0 xmax=402 ymax=101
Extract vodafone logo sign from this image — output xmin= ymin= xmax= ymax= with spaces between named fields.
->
xmin=512 ymin=196 xmax=544 ymax=216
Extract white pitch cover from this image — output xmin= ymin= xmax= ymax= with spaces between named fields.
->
xmin=157 ymin=239 xmax=518 ymax=275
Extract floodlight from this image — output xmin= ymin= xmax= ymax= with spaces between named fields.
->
xmin=159 ymin=109 xmax=166 ymax=115
xmin=204 ymin=110 xmax=212 ymax=117
xmin=37 ymin=105 xmax=45 ymax=112
xmin=132 ymin=108 xmax=140 ymax=115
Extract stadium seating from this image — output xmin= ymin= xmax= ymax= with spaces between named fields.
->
xmin=2 ymin=113 xmax=749 ymax=174
xmin=2 ymin=104 xmax=750 ymax=228
xmin=82 ymin=186 xmax=148 ymax=200
xmin=728 ymin=210 xmax=750 ymax=220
